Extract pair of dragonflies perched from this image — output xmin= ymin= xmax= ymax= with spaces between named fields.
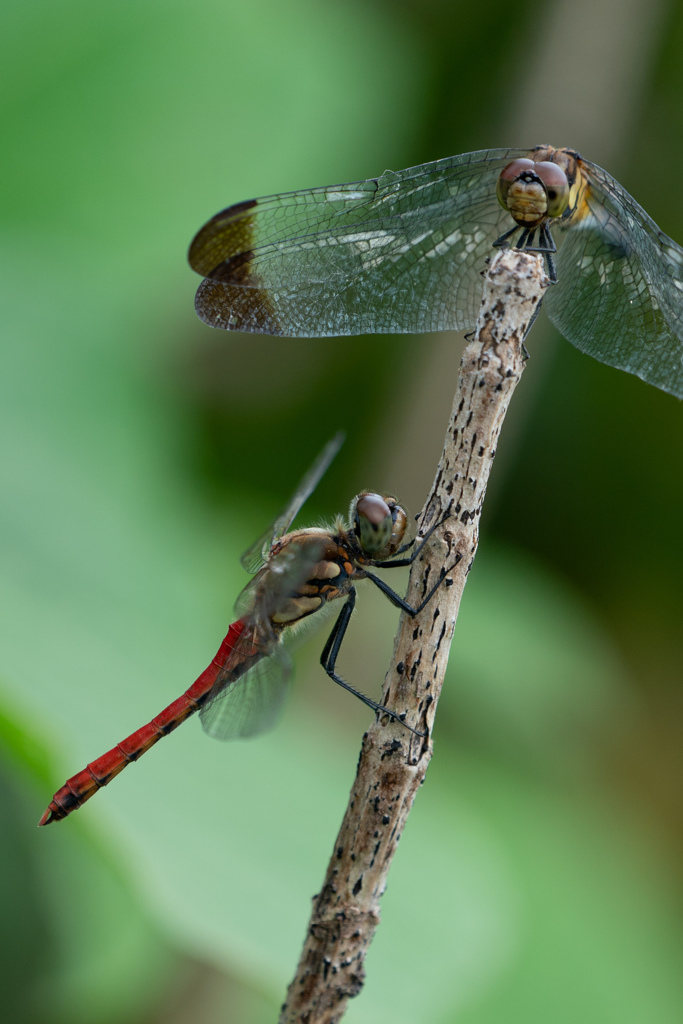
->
xmin=41 ymin=143 xmax=683 ymax=824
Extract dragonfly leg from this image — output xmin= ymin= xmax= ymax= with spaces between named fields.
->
xmin=521 ymin=222 xmax=557 ymax=283
xmin=539 ymin=221 xmax=557 ymax=254
xmin=368 ymin=510 xmax=452 ymax=569
xmin=364 ymin=555 xmax=460 ymax=617
xmin=320 ymin=589 xmax=425 ymax=738
xmin=521 ymin=300 xmax=543 ymax=350
xmin=544 ymin=248 xmax=557 ymax=283
xmin=390 ymin=536 xmax=417 ymax=558
xmin=493 ymin=225 xmax=519 ymax=249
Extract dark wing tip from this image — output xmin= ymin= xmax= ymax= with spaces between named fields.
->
xmin=188 ymin=198 xmax=258 ymax=276
xmin=194 ymin=277 xmax=283 ymax=334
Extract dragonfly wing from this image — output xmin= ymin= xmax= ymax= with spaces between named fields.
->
xmin=190 ymin=149 xmax=525 ymax=337
xmin=236 ymin=536 xmax=327 ymax=621
xmin=206 ymin=535 xmax=328 ymax=738
xmin=241 ymin=529 xmax=281 ymax=577
xmin=547 ymin=160 xmax=683 ymax=398
xmin=240 ymin=432 xmax=344 ymax=574
xmin=199 ymin=630 xmax=291 ymax=740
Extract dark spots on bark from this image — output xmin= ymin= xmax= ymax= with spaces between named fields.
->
xmin=434 ymin=621 xmax=447 ymax=657
xmin=352 ymin=876 xmax=363 ymax=896
xmin=380 ymin=739 xmax=403 ymax=761
xmin=382 ymin=814 xmax=390 ymax=824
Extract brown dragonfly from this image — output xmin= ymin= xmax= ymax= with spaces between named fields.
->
xmin=40 ymin=435 xmax=453 ymax=825
xmin=189 ymin=145 xmax=683 ymax=399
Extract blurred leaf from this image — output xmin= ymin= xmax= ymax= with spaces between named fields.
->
xmin=0 ymin=745 xmax=175 ymax=1024
xmin=444 ymin=544 xmax=632 ymax=771
xmin=2 ymin=0 xmax=682 ymax=1021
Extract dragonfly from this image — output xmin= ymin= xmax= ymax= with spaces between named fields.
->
xmin=189 ymin=145 xmax=683 ymax=399
xmin=39 ymin=434 xmax=453 ymax=825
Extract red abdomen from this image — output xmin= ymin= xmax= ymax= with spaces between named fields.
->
xmin=39 ymin=621 xmax=249 ymax=825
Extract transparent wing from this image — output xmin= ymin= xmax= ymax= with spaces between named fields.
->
xmin=199 ymin=633 xmax=291 ymax=740
xmin=201 ymin=536 xmax=329 ymax=740
xmin=240 ymin=432 xmax=344 ymax=574
xmin=237 ymin=535 xmax=328 ymax=622
xmin=546 ymin=159 xmax=683 ymax=398
xmin=190 ymin=149 xmax=526 ymax=337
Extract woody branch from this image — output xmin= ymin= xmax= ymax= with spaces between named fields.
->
xmin=279 ymin=249 xmax=548 ymax=1024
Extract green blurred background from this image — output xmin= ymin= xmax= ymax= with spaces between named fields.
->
xmin=2 ymin=0 xmax=683 ymax=1021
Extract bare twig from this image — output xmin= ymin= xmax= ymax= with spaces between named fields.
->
xmin=279 ymin=250 xmax=548 ymax=1024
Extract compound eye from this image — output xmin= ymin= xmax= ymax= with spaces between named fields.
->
xmin=496 ymin=158 xmax=535 ymax=210
xmin=533 ymin=161 xmax=569 ymax=218
xmin=355 ymin=493 xmax=393 ymax=554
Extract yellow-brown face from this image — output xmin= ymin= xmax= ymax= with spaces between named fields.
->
xmin=497 ymin=156 xmax=570 ymax=228
xmin=350 ymin=491 xmax=408 ymax=561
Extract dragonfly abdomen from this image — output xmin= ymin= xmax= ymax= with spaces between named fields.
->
xmin=38 ymin=621 xmax=251 ymax=825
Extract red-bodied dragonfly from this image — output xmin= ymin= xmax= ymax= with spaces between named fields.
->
xmin=189 ymin=145 xmax=683 ymax=399
xmin=40 ymin=434 xmax=453 ymax=825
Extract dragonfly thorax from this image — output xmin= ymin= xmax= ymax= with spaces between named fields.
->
xmin=350 ymin=491 xmax=408 ymax=561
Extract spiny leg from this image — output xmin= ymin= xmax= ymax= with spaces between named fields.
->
xmin=364 ymin=553 xmax=460 ymax=615
xmin=522 ymin=222 xmax=557 ymax=282
xmin=516 ymin=227 xmax=534 ymax=251
xmin=544 ymin=247 xmax=557 ymax=283
xmin=320 ymin=589 xmax=425 ymax=738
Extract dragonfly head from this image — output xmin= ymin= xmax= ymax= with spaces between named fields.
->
xmin=497 ymin=157 xmax=569 ymax=227
xmin=350 ymin=492 xmax=408 ymax=560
